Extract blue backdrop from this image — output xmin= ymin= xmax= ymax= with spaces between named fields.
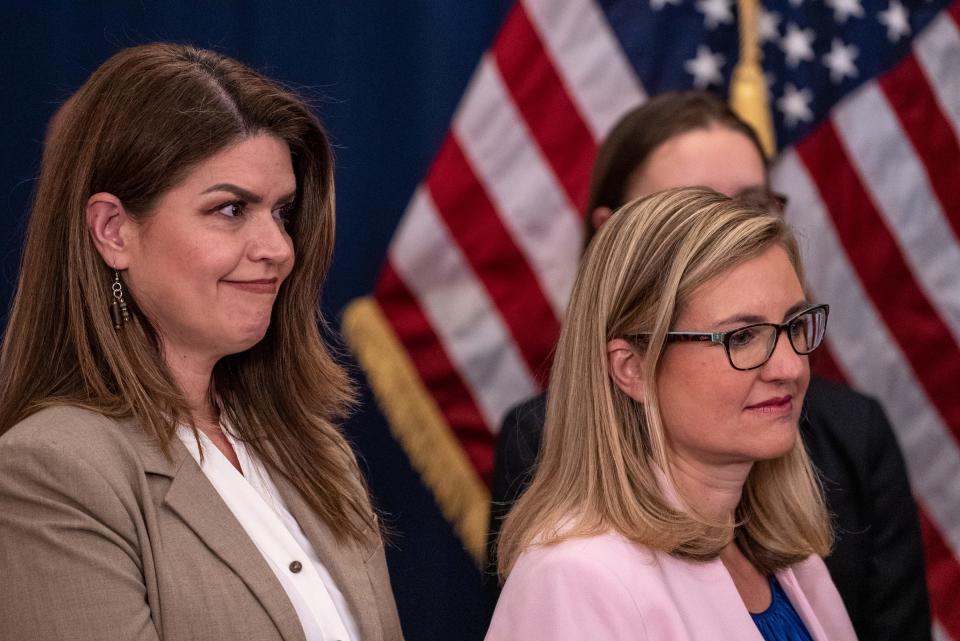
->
xmin=0 ymin=3 xmax=514 ymax=639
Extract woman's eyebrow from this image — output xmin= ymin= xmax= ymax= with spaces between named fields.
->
xmin=713 ymin=301 xmax=811 ymax=327
xmin=201 ymin=183 xmax=261 ymax=203
xmin=783 ymin=301 xmax=813 ymax=319
xmin=276 ymin=191 xmax=297 ymax=205
xmin=714 ymin=313 xmax=767 ymax=326
xmin=201 ymin=183 xmax=297 ymax=206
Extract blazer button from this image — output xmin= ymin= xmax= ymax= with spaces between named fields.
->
xmin=289 ymin=561 xmax=303 ymax=573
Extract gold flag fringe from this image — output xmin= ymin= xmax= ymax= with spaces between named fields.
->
xmin=342 ymin=296 xmax=490 ymax=565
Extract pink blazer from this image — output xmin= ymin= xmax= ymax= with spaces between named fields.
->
xmin=486 ymin=532 xmax=858 ymax=641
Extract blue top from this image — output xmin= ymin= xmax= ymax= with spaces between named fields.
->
xmin=751 ymin=576 xmax=816 ymax=641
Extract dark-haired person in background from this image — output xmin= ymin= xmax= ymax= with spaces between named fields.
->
xmin=488 ymin=91 xmax=931 ymax=641
xmin=0 ymin=43 xmax=402 ymax=641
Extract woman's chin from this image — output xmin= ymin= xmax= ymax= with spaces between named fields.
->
xmin=752 ymin=430 xmax=799 ymax=462
xmin=221 ymin=324 xmax=272 ymax=356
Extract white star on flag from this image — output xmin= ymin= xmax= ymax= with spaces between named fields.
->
xmin=777 ymin=83 xmax=814 ymax=126
xmin=788 ymin=0 xmax=803 ymax=6
xmin=780 ymin=22 xmax=816 ymax=67
xmin=758 ymin=8 xmax=782 ymax=43
xmin=825 ymin=0 xmax=865 ymax=23
xmin=650 ymin=0 xmax=683 ymax=10
xmin=823 ymin=37 xmax=860 ymax=83
xmin=684 ymin=45 xmax=726 ymax=87
xmin=878 ymin=0 xmax=911 ymax=42
xmin=695 ymin=0 xmax=734 ymax=29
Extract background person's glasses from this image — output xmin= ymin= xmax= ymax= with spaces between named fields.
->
xmin=631 ymin=304 xmax=829 ymax=371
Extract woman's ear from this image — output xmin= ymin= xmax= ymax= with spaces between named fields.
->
xmin=591 ymin=206 xmax=614 ymax=233
xmin=86 ymin=192 xmax=134 ymax=269
xmin=607 ymin=338 xmax=647 ymax=403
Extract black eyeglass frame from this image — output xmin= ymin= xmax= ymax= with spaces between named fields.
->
xmin=630 ymin=303 xmax=830 ymax=371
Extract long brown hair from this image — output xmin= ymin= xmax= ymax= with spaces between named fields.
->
xmin=498 ymin=187 xmax=831 ymax=576
xmin=584 ymin=90 xmax=768 ymax=245
xmin=0 ymin=43 xmax=374 ymax=542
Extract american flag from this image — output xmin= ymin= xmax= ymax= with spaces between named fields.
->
xmin=342 ymin=0 xmax=960 ymax=638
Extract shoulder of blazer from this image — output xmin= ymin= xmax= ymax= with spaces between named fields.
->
xmin=0 ymin=404 xmax=187 ymax=480
xmin=804 ymin=376 xmax=881 ymax=433
xmin=802 ymin=376 xmax=891 ymax=476
xmin=496 ymin=392 xmax=547 ymax=478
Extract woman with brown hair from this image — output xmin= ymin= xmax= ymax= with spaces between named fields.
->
xmin=0 ymin=44 xmax=402 ymax=641
xmin=487 ymin=187 xmax=856 ymax=640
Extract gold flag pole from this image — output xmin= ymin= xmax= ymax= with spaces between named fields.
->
xmin=730 ymin=0 xmax=776 ymax=158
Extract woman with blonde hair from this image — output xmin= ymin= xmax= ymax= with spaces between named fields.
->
xmin=0 ymin=44 xmax=402 ymax=641
xmin=487 ymin=187 xmax=856 ymax=641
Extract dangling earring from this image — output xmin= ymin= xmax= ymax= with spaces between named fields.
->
xmin=110 ymin=271 xmax=130 ymax=329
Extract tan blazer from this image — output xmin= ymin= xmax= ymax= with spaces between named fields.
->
xmin=0 ymin=405 xmax=404 ymax=641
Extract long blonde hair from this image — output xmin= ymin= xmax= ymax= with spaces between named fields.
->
xmin=0 ymin=43 xmax=373 ymax=542
xmin=498 ymin=187 xmax=831 ymax=576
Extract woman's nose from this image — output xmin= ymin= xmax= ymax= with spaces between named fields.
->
xmin=761 ymin=329 xmax=807 ymax=380
xmin=248 ymin=210 xmax=294 ymax=264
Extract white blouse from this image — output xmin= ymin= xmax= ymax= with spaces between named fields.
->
xmin=178 ymin=426 xmax=359 ymax=641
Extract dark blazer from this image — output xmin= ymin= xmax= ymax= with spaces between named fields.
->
xmin=0 ymin=406 xmax=404 ymax=641
xmin=488 ymin=376 xmax=932 ymax=641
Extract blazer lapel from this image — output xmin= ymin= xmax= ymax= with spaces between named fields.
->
xmin=776 ymin=566 xmax=831 ymax=641
xmin=690 ymin=557 xmax=767 ymax=641
xmin=778 ymin=556 xmax=858 ymax=641
xmin=149 ymin=436 xmax=307 ymax=641
xmin=271 ymin=472 xmax=383 ymax=641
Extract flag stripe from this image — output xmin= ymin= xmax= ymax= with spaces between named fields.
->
xmin=773 ymin=150 xmax=960 ymax=560
xmin=935 ymin=622 xmax=952 ymax=641
xmin=453 ymin=55 xmax=583 ymax=319
xmin=798 ymin=122 xmax=960 ymax=444
xmin=427 ymin=135 xmax=560 ymax=386
xmin=914 ymin=9 xmax=960 ymax=142
xmin=493 ymin=4 xmax=597 ymax=210
xmin=880 ymin=56 xmax=960 ymax=237
xmin=921 ymin=508 xmax=960 ymax=639
xmin=375 ymin=263 xmax=494 ymax=482
xmin=387 ymin=188 xmax=538 ymax=431
xmin=811 ymin=340 xmax=849 ymax=384
xmin=522 ymin=0 xmax=646 ymax=141
xmin=833 ymin=83 xmax=960 ymax=347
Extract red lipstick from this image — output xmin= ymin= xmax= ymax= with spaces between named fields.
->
xmin=745 ymin=395 xmax=793 ymax=415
